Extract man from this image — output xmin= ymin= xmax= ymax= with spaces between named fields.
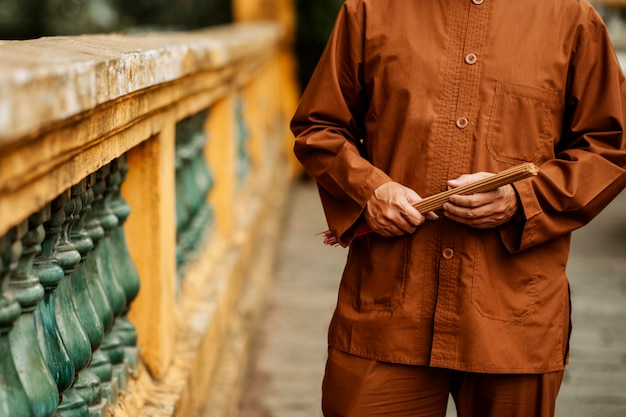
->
xmin=291 ymin=0 xmax=626 ymax=416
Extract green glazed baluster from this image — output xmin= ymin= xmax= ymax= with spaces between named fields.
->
xmin=86 ymin=349 xmax=115 ymax=405
xmin=175 ymin=110 xmax=213 ymax=275
xmin=54 ymin=190 xmax=92 ymax=373
xmin=56 ymin=388 xmax=89 ymax=417
xmin=0 ymin=227 xmax=34 ymax=417
xmin=69 ymin=180 xmax=104 ymax=350
xmin=98 ymin=333 xmax=126 ymax=398
xmin=191 ymin=127 xmax=214 ymax=203
xmin=33 ymin=198 xmax=76 ymax=395
xmin=9 ymin=213 xmax=59 ymax=417
xmin=73 ymin=370 xmax=107 ymax=417
xmin=108 ymin=155 xmax=141 ymax=375
xmin=175 ymin=113 xmax=199 ymax=274
xmin=68 ymin=181 xmax=109 ymax=417
xmin=187 ymin=113 xmax=216 ymax=269
xmin=235 ymin=97 xmax=251 ymax=184
xmin=191 ymin=127 xmax=213 ymax=200
xmin=93 ymin=166 xmax=126 ymax=319
xmin=81 ymin=173 xmax=117 ymax=404
xmin=95 ymin=165 xmax=129 ymax=394
xmin=54 ymin=191 xmax=91 ymax=417
xmin=181 ymin=139 xmax=203 ymax=219
xmin=179 ymin=138 xmax=201 ymax=258
xmin=175 ymin=153 xmax=189 ymax=275
xmin=186 ymin=130 xmax=215 ymax=252
xmin=82 ymin=175 xmax=114 ymax=333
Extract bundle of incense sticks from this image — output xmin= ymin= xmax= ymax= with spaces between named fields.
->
xmin=321 ymin=162 xmax=539 ymax=246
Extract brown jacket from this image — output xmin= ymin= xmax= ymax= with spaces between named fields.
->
xmin=291 ymin=0 xmax=626 ymax=373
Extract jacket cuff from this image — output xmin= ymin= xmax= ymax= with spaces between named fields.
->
xmin=334 ymin=168 xmax=392 ymax=247
xmin=499 ymin=179 xmax=542 ymax=253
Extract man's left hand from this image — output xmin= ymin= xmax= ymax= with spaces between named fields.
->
xmin=442 ymin=172 xmax=520 ymax=228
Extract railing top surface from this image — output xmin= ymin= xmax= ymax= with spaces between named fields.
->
xmin=0 ymin=21 xmax=282 ymax=145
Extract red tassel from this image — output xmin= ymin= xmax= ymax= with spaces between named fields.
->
xmin=320 ymin=223 xmax=373 ymax=246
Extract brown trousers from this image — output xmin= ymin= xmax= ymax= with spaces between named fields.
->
xmin=322 ymin=347 xmax=564 ymax=417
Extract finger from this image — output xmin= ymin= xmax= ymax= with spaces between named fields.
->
xmin=447 ymin=175 xmax=473 ymax=188
xmin=377 ymin=208 xmax=423 ymax=235
xmin=376 ymin=221 xmax=408 ymax=237
xmin=443 ymin=201 xmax=511 ymax=228
xmin=448 ymin=191 xmax=496 ymax=208
xmin=366 ymin=210 xmax=401 ymax=234
xmin=443 ymin=209 xmax=491 ymax=228
xmin=381 ymin=211 xmax=418 ymax=234
xmin=448 ymin=172 xmax=494 ymax=188
xmin=443 ymin=201 xmax=491 ymax=221
xmin=406 ymin=192 xmax=438 ymax=224
xmin=396 ymin=215 xmax=420 ymax=234
xmin=399 ymin=205 xmax=424 ymax=226
xmin=424 ymin=211 xmax=439 ymax=221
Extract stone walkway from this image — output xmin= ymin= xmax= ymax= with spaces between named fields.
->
xmin=239 ymin=177 xmax=626 ymax=417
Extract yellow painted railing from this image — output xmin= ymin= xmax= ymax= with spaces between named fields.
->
xmin=0 ymin=20 xmax=299 ymax=417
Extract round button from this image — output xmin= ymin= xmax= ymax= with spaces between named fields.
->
xmin=472 ymin=0 xmax=484 ymax=4
xmin=465 ymin=53 xmax=477 ymax=65
xmin=456 ymin=117 xmax=469 ymax=129
xmin=442 ymin=248 xmax=454 ymax=259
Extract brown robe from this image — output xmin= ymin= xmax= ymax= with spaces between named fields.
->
xmin=291 ymin=0 xmax=626 ymax=373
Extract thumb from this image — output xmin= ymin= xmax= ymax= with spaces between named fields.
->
xmin=447 ymin=175 xmax=468 ymax=189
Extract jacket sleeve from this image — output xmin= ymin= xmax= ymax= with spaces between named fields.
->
xmin=290 ymin=1 xmax=392 ymax=247
xmin=501 ymin=7 xmax=626 ymax=253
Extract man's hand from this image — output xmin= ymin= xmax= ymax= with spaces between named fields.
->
xmin=364 ymin=181 xmax=438 ymax=237
xmin=443 ymin=172 xmax=520 ymax=228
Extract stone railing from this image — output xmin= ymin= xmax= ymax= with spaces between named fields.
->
xmin=0 ymin=21 xmax=299 ymax=417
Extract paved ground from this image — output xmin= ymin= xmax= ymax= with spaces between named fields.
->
xmin=239 ymin=177 xmax=626 ymax=417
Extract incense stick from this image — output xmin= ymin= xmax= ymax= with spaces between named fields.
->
xmin=321 ymin=162 xmax=538 ymax=246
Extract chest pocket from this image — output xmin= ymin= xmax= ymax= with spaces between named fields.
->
xmin=486 ymin=81 xmax=558 ymax=164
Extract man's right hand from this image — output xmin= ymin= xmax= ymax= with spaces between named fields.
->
xmin=364 ymin=181 xmax=438 ymax=237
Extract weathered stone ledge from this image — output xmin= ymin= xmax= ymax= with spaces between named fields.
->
xmin=0 ymin=21 xmax=282 ymax=144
